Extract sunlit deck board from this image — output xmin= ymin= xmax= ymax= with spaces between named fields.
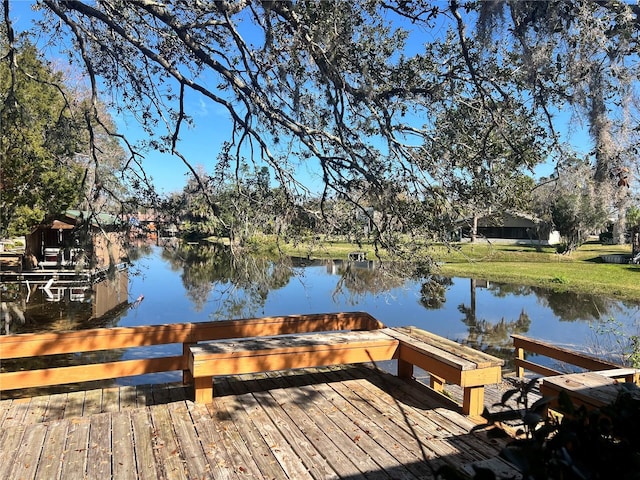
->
xmin=0 ymin=365 xmax=521 ymax=479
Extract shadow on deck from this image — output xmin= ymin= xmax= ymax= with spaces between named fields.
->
xmin=0 ymin=364 xmax=522 ymax=479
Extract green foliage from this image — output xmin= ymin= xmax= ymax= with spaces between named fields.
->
xmin=501 ymin=387 xmax=640 ymax=480
xmin=0 ymin=39 xmax=84 ymax=236
xmin=477 ymin=378 xmax=640 ymax=480
xmin=6 ymin=1 xmax=637 ymax=248
xmin=627 ymin=206 xmax=640 ymax=230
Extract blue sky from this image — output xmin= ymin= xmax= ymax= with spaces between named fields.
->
xmin=9 ymin=1 xmax=586 ymax=195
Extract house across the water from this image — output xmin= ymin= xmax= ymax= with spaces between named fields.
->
xmin=456 ymin=212 xmax=561 ymax=245
xmin=23 ymin=210 xmax=128 ymax=273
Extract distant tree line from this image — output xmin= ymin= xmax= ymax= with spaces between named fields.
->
xmin=2 ymin=1 xmax=638 ymax=254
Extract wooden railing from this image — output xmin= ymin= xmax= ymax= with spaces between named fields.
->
xmin=512 ymin=334 xmax=639 ymax=383
xmin=0 ymin=312 xmax=385 ymax=395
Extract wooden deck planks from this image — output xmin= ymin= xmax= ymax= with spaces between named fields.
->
xmin=233 ymin=374 xmax=337 ymax=479
xmin=226 ymin=375 xmax=317 ymax=479
xmin=186 ymin=400 xmax=242 ymax=480
xmin=0 ymin=366 xmax=521 ymax=480
xmin=267 ymin=369 xmax=424 ymax=480
xmin=9 ymin=422 xmax=47 ymax=479
xmin=130 ymin=408 xmax=161 ymax=480
xmin=166 ymin=401 xmax=211 ymax=480
xmin=257 ymin=372 xmax=372 ymax=480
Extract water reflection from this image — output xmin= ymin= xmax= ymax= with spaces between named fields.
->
xmin=1 ymin=269 xmax=129 ymax=335
xmin=3 ymin=243 xmax=639 ymax=372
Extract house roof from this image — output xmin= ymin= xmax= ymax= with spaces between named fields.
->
xmin=63 ymin=210 xmax=123 ymax=228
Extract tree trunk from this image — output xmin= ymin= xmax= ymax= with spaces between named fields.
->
xmin=471 ymin=214 xmax=478 ymax=243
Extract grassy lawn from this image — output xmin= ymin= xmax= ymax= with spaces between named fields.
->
xmin=245 ymin=235 xmax=640 ymax=301
xmin=432 ymin=242 xmax=640 ymax=301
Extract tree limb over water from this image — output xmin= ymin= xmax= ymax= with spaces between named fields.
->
xmin=2 ymin=1 xmax=637 ymax=250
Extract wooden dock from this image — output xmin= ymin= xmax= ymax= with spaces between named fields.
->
xmin=0 ymin=364 xmax=520 ymax=480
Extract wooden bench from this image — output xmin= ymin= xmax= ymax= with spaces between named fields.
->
xmin=189 ymin=329 xmax=399 ymax=403
xmin=540 ymin=369 xmax=640 ymax=414
xmin=386 ymin=327 xmax=504 ymax=416
xmin=189 ymin=326 xmax=504 ymax=417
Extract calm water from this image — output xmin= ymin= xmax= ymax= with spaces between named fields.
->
xmin=3 ymin=243 xmax=639 ymax=384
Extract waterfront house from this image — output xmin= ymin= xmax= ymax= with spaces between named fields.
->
xmin=24 ymin=210 xmax=128 ymax=271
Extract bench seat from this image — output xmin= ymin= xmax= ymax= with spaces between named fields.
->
xmin=387 ymin=327 xmax=504 ymax=416
xmin=189 ymin=329 xmax=399 ymax=403
xmin=188 ymin=325 xmax=504 ymax=416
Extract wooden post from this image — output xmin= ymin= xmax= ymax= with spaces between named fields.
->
xmin=515 ymin=344 xmax=525 ymax=378
xmin=429 ymin=374 xmax=445 ymax=393
xmin=183 ymin=343 xmax=194 ymax=385
xmin=397 ymin=359 xmax=414 ymax=379
xmin=193 ymin=376 xmax=213 ymax=404
xmin=462 ymin=386 xmax=485 ymax=417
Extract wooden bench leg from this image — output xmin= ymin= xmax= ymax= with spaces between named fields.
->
xmin=183 ymin=343 xmax=194 ymax=385
xmin=398 ymin=359 xmax=414 ymax=379
xmin=462 ymin=386 xmax=484 ymax=416
xmin=194 ymin=376 xmax=214 ymax=404
xmin=430 ymin=374 xmax=445 ymax=393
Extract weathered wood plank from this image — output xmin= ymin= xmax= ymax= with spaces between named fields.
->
xmin=186 ymin=400 xmax=240 ymax=480
xmin=303 ymin=369 xmax=437 ymax=479
xmin=167 ymin=401 xmax=212 ymax=480
xmin=0 ymin=398 xmax=13 ymax=426
xmin=102 ymin=387 xmax=121 ymax=412
xmin=352 ymin=368 xmax=492 ymax=464
xmin=1 ymin=396 xmax=30 ymax=427
xmin=130 ymin=407 xmax=161 ymax=480
xmin=216 ymin=376 xmax=289 ymax=480
xmin=87 ymin=412 xmax=113 ymax=478
xmin=394 ymin=327 xmax=503 ymax=368
xmin=0 ymin=425 xmax=27 ymax=478
xmin=43 ymin=392 xmax=69 ymax=422
xmin=190 ymin=330 xmax=398 ymax=378
xmin=35 ymin=419 xmax=68 ymax=480
xmin=62 ymin=391 xmax=85 ymax=418
xmin=135 ymin=384 xmax=154 ymax=407
xmin=237 ymin=372 xmax=338 ymax=479
xmin=322 ymin=366 xmax=452 ymax=472
xmin=226 ymin=374 xmax=313 ymax=479
xmin=111 ymin=410 xmax=137 ymax=480
xmin=0 ymin=369 xmax=527 ymax=480
xmin=83 ymin=388 xmax=103 ymax=415
xmin=150 ymin=384 xmax=172 ymax=405
xmin=149 ymin=404 xmax=189 ymax=480
xmin=274 ymin=368 xmax=417 ymax=480
xmin=260 ymin=372 xmax=369 ymax=479
xmin=212 ymin=389 xmax=273 ymax=478
xmin=119 ymin=385 xmax=139 ymax=410
xmin=60 ymin=417 xmax=90 ymax=478
xmin=351 ymin=364 xmax=515 ymax=473
xmin=9 ymin=422 xmax=47 ymax=479
xmin=167 ymin=384 xmax=189 ymax=403
xmin=387 ymin=328 xmax=477 ymax=371
xmin=23 ymin=394 xmax=50 ymax=424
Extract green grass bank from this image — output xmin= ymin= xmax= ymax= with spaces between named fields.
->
xmin=244 ymin=236 xmax=640 ymax=302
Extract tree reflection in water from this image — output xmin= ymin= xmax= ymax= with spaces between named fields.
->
xmin=5 ymin=244 xmax=638 ymax=374
xmin=419 ymin=275 xmax=453 ymax=310
xmin=331 ymin=261 xmax=408 ymax=305
xmin=456 ymin=279 xmax=531 ymax=369
xmin=161 ymin=243 xmax=295 ymax=318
